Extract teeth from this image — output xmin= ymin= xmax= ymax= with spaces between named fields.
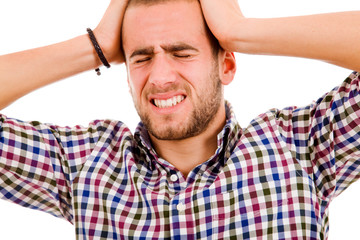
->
xmin=153 ymin=95 xmax=185 ymax=108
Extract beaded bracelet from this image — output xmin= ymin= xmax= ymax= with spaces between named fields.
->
xmin=87 ymin=28 xmax=111 ymax=76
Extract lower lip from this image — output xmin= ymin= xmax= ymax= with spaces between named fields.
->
xmin=150 ymin=98 xmax=187 ymax=114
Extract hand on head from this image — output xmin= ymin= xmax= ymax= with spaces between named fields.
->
xmin=93 ymin=0 xmax=243 ymax=65
xmin=199 ymin=0 xmax=244 ymax=52
xmin=94 ymin=0 xmax=129 ymax=64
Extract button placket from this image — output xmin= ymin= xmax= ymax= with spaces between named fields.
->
xmin=176 ymin=202 xmax=186 ymax=213
xmin=170 ymin=174 xmax=178 ymax=182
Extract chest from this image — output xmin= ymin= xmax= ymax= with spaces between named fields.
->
xmin=72 ymin=140 xmax=322 ymax=239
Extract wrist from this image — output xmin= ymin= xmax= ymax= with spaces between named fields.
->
xmin=221 ymin=17 xmax=247 ymax=53
xmin=226 ymin=18 xmax=273 ymax=54
xmin=87 ymin=28 xmax=111 ymax=75
xmin=93 ymin=27 xmax=124 ymax=64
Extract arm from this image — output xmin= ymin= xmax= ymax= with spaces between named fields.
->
xmin=200 ymin=0 xmax=360 ymax=71
xmin=0 ymin=0 xmax=128 ymax=110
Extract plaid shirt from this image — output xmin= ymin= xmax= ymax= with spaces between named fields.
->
xmin=1 ymin=72 xmax=360 ymax=240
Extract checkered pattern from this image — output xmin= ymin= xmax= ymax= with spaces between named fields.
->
xmin=1 ymin=72 xmax=360 ymax=239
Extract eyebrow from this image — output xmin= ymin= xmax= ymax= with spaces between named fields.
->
xmin=162 ymin=43 xmax=199 ymax=53
xmin=129 ymin=47 xmax=155 ymax=59
xmin=129 ymin=43 xmax=199 ymax=59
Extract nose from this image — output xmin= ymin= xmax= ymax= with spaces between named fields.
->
xmin=148 ymin=55 xmax=176 ymax=88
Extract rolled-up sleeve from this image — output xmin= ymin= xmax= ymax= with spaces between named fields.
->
xmin=0 ymin=117 xmax=103 ymax=223
xmin=276 ymin=71 xmax=360 ymax=201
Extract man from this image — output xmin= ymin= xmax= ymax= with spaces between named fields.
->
xmin=1 ymin=0 xmax=360 ymax=239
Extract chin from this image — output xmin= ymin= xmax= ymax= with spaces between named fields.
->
xmin=148 ymin=116 xmax=211 ymax=141
xmin=148 ymin=119 xmax=189 ymax=140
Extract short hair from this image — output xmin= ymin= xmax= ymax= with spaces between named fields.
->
xmin=126 ymin=0 xmax=221 ymax=57
xmin=127 ymin=0 xmax=196 ymax=8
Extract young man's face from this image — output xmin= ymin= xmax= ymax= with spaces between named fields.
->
xmin=122 ymin=1 xmax=226 ymax=140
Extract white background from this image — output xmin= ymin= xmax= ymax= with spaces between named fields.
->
xmin=1 ymin=0 xmax=360 ymax=239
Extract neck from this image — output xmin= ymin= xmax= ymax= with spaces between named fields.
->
xmin=150 ymin=103 xmax=226 ymax=177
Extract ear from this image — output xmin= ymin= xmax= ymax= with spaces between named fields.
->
xmin=218 ymin=51 xmax=236 ymax=85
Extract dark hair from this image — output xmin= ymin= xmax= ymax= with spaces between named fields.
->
xmin=128 ymin=0 xmax=195 ymax=7
xmin=126 ymin=0 xmax=221 ymax=57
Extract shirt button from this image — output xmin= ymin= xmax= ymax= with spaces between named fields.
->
xmin=170 ymin=174 xmax=178 ymax=182
xmin=177 ymin=202 xmax=186 ymax=213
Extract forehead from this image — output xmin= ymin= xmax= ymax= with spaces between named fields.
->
xmin=122 ymin=1 xmax=209 ymax=54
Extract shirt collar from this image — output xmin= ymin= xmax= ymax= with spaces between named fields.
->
xmin=134 ymin=101 xmax=242 ymax=170
xmin=217 ymin=100 xmax=241 ymax=154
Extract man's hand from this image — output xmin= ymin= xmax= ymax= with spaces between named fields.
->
xmin=94 ymin=0 xmax=129 ymax=64
xmin=0 ymin=0 xmax=129 ymax=110
xmin=199 ymin=0 xmax=244 ymax=52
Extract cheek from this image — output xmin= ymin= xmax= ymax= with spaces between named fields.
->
xmin=127 ymin=72 xmax=148 ymax=101
xmin=186 ymin=68 xmax=214 ymax=93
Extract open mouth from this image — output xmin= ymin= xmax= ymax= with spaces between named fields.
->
xmin=151 ymin=95 xmax=186 ymax=109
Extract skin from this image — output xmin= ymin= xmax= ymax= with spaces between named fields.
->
xmin=200 ymin=0 xmax=360 ymax=70
xmin=0 ymin=0 xmax=129 ymax=110
xmin=122 ymin=1 xmax=237 ymax=176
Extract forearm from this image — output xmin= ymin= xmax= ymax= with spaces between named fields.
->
xmin=0 ymin=34 xmax=101 ymax=110
xmin=231 ymin=11 xmax=360 ymax=70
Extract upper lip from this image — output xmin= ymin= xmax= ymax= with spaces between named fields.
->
xmin=148 ymin=91 xmax=187 ymax=102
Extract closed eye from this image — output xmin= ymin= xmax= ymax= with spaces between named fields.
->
xmin=135 ymin=57 xmax=151 ymax=64
xmin=174 ymin=54 xmax=192 ymax=58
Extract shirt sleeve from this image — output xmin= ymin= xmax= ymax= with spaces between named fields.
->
xmin=276 ymin=71 xmax=360 ymax=201
xmin=0 ymin=117 xmax=106 ymax=223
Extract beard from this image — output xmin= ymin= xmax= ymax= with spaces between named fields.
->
xmin=132 ymin=61 xmax=223 ymax=141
